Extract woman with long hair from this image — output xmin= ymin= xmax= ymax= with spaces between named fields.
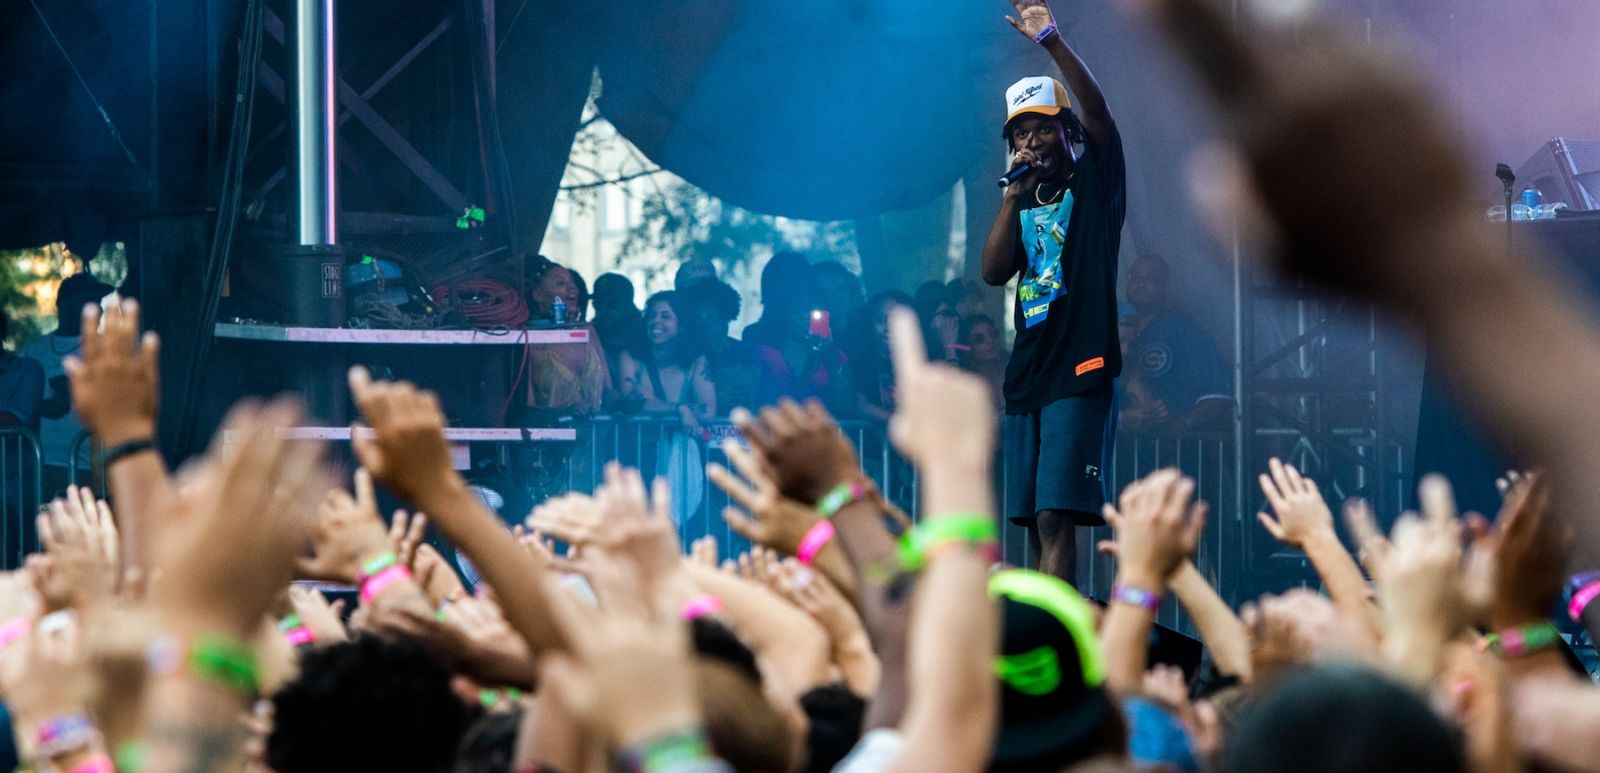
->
xmin=615 ymin=291 xmax=716 ymax=527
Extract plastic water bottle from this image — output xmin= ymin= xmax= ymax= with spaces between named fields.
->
xmin=1521 ymin=187 xmax=1544 ymax=209
xmin=551 ymin=296 xmax=568 ymax=326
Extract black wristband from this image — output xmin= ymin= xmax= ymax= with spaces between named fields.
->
xmin=100 ymin=437 xmax=157 ymax=467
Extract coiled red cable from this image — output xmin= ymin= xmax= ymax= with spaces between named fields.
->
xmin=431 ymin=278 xmax=529 ymax=330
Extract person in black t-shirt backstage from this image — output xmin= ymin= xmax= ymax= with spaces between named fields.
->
xmin=981 ymin=0 xmax=1126 ymax=585
xmin=1120 ymin=254 xmax=1234 ymax=432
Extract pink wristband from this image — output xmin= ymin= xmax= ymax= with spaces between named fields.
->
xmin=679 ymin=594 xmax=725 ymax=621
xmin=1569 ymin=581 xmax=1600 ymax=623
xmin=283 ymin=627 xmax=316 ymax=646
xmin=360 ymin=565 xmax=413 ymax=603
xmin=795 ymin=520 xmax=836 ymax=566
xmin=67 ymin=755 xmax=114 ymax=773
xmin=0 ymin=617 xmax=30 ymax=648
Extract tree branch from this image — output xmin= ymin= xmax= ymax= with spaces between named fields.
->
xmin=559 ymin=168 xmax=663 ymax=191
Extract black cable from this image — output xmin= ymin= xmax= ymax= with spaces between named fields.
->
xmin=172 ymin=0 xmax=266 ymax=455
xmin=464 ymin=0 xmax=520 ymax=251
xmin=27 ymin=0 xmax=154 ymax=190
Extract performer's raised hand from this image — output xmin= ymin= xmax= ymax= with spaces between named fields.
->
xmin=1005 ymin=0 xmax=1058 ymax=42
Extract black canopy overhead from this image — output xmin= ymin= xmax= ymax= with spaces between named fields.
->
xmin=0 ymin=0 xmax=1034 ymax=253
xmin=592 ymin=0 xmax=1013 ymax=221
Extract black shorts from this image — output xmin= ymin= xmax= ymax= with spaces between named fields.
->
xmin=1003 ymin=387 xmax=1116 ymax=526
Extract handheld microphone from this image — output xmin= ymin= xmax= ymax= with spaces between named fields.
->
xmin=998 ymin=163 xmax=1034 ymax=189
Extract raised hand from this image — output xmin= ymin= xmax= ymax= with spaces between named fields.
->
xmin=1257 ymin=459 xmax=1383 ymax=645
xmin=539 ymin=558 xmax=701 ymax=748
xmin=1342 ymin=498 xmax=1391 ymax=582
xmin=63 ymin=298 xmax=159 ymax=445
xmin=886 ymin=307 xmax=996 ymax=473
xmin=410 ymin=543 xmax=469 ymax=606
xmin=1104 ymin=469 xmax=1207 ymax=588
xmin=707 ymin=440 xmax=821 ymax=556
xmin=771 ymin=559 xmax=880 ymax=696
xmin=730 ymin=399 xmax=863 ymax=505
xmin=1004 ymin=0 xmax=1057 ymax=41
xmin=1375 ymin=475 xmax=1465 ymax=684
xmin=1483 ymin=472 xmax=1568 ymax=628
xmin=592 ymin=464 xmax=683 ymax=590
xmin=155 ymin=398 xmax=326 ymax=639
xmin=524 ymin=493 xmax=607 ymax=549
xmin=688 ymin=536 xmax=719 ymax=569
xmin=37 ymin=486 xmax=119 ymax=609
xmin=346 ymin=366 xmax=456 ymax=504
xmin=0 ymin=622 xmax=93 ymax=750
xmin=297 ymin=469 xmax=397 ymax=585
xmin=286 ymin=585 xmax=347 ymax=644
xmin=387 ymin=509 xmax=428 ymax=572
xmin=0 ymin=573 xmax=39 ymax=628
xmin=1256 ymin=457 xmax=1335 ymax=549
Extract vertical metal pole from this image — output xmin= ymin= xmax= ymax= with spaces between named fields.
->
xmin=1229 ymin=0 xmax=1248 ymax=604
xmin=291 ymin=0 xmax=337 ymax=246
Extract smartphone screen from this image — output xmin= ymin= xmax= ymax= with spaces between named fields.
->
xmin=808 ymin=309 xmax=832 ymax=340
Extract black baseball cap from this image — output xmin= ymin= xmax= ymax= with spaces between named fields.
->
xmin=988 ymin=569 xmax=1119 ymax=772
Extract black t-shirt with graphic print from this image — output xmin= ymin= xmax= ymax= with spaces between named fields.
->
xmin=1003 ymin=124 xmax=1126 ymax=414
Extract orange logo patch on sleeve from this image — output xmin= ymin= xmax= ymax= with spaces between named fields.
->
xmin=1075 ymin=357 xmax=1106 ymax=376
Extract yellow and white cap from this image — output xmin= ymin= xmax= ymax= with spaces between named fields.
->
xmin=1004 ymin=76 xmax=1071 ymax=126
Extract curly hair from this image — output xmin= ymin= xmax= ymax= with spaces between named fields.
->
xmin=267 ymin=634 xmax=480 ymax=773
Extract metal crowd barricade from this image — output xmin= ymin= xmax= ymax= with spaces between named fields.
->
xmin=502 ymin=416 xmax=1236 ymax=632
xmin=0 ymin=428 xmax=44 ymax=569
xmin=68 ymin=430 xmax=104 ymax=498
xmin=1100 ymin=430 xmax=1238 ymax=633
xmin=507 ymin=415 xmax=910 ymax=564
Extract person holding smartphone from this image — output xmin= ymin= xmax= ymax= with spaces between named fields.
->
xmin=980 ymin=0 xmax=1125 ymax=585
xmin=751 ymin=268 xmax=856 ymax=415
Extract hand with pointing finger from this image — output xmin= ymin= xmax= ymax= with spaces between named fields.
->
xmin=885 ymin=307 xmax=995 ymax=472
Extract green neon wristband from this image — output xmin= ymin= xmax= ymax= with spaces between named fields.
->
xmin=621 ymin=726 xmax=713 ymax=773
xmin=190 ymin=634 xmax=260 ymax=696
xmin=1483 ymin=621 xmax=1561 ymax=657
xmin=115 ymin=740 xmax=148 ymax=772
xmin=277 ymin=613 xmax=304 ymax=633
xmin=816 ymin=481 xmax=868 ymax=519
xmin=898 ymin=514 xmax=999 ymax=572
xmin=358 ymin=551 xmax=399 ymax=583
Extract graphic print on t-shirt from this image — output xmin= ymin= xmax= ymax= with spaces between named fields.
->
xmin=1017 ymin=192 xmax=1075 ymax=329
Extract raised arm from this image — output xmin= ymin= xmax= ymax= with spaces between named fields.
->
xmin=64 ymin=300 xmax=171 ymax=573
xmin=1257 ymin=458 xmax=1383 ymax=646
xmin=1100 ymin=469 xmax=1206 ymax=695
xmin=1167 ymin=560 xmax=1252 ymax=681
xmin=1005 ymin=0 xmax=1114 ymax=146
xmin=882 ymin=307 xmax=1000 ymax=773
xmin=347 ymin=366 xmax=569 ymax=656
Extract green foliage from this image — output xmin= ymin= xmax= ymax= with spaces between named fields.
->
xmin=0 ymin=242 xmax=126 ymax=350
xmin=0 ymin=253 xmax=38 ymax=349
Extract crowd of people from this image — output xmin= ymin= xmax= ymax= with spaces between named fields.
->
xmin=518 ymin=251 xmax=1021 ymax=431
xmin=504 ymin=248 xmax=1229 ymax=439
xmin=4 ymin=0 xmax=1600 ymax=772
